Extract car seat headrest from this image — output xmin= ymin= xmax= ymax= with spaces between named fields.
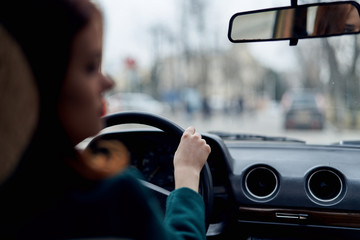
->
xmin=0 ymin=24 xmax=39 ymax=184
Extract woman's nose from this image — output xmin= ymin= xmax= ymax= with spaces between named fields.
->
xmin=101 ymin=73 xmax=115 ymax=91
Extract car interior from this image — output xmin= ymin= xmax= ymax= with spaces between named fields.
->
xmin=85 ymin=1 xmax=360 ymax=239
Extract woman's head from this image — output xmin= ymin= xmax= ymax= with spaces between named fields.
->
xmin=1 ymin=0 xmax=113 ymax=150
xmin=58 ymin=0 xmax=114 ymax=145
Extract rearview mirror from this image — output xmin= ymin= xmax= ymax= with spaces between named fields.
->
xmin=228 ymin=1 xmax=360 ymax=44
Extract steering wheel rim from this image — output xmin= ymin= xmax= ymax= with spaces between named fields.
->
xmin=102 ymin=111 xmax=213 ymax=229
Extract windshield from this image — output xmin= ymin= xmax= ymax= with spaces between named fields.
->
xmin=95 ymin=0 xmax=360 ymax=145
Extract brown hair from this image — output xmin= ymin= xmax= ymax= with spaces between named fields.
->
xmin=0 ymin=0 xmax=102 ymax=164
xmin=0 ymin=0 xmax=103 ymax=228
xmin=314 ymin=4 xmax=353 ymax=35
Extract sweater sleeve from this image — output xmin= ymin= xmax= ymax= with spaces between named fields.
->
xmin=164 ymin=187 xmax=206 ymax=240
xmin=110 ymin=168 xmax=206 ymax=240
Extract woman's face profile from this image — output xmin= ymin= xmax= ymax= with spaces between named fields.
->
xmin=59 ymin=8 xmax=114 ymax=145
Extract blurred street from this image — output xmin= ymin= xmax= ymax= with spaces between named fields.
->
xmin=94 ymin=0 xmax=360 ymax=148
xmin=163 ymin=103 xmax=360 ymax=145
xmin=76 ymin=102 xmax=360 ymax=151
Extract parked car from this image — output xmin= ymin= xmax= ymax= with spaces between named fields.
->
xmin=282 ymin=90 xmax=325 ymax=130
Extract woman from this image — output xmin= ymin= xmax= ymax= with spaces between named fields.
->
xmin=313 ymin=3 xmax=360 ymax=35
xmin=0 ymin=0 xmax=211 ymax=239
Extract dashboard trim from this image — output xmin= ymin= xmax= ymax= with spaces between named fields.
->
xmin=238 ymin=206 xmax=360 ymax=228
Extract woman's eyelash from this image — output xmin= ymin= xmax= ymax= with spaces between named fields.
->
xmin=345 ymin=24 xmax=355 ymax=33
xmin=86 ymin=62 xmax=99 ymax=73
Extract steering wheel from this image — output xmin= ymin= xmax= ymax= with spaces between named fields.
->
xmin=101 ymin=111 xmax=213 ymax=228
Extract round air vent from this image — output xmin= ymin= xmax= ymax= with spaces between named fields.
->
xmin=245 ymin=166 xmax=278 ymax=200
xmin=307 ymin=168 xmax=343 ymax=203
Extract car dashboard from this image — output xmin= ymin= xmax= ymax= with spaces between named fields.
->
xmin=225 ymin=141 xmax=360 ymax=240
xmin=89 ymin=129 xmax=360 ymax=240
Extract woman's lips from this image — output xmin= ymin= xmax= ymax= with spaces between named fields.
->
xmin=100 ymin=98 xmax=107 ymax=116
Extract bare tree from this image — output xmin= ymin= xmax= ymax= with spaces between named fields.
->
xmin=321 ymin=36 xmax=360 ymax=128
xmin=179 ymin=0 xmax=211 ymax=96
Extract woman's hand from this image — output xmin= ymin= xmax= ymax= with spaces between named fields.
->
xmin=173 ymin=126 xmax=211 ymax=192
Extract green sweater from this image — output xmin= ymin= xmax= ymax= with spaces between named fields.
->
xmin=1 ymin=168 xmax=206 ymax=239
xmin=105 ymin=168 xmax=207 ymax=240
xmin=164 ymin=187 xmax=206 ymax=240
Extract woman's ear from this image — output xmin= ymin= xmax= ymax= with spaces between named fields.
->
xmin=0 ymin=25 xmax=39 ymax=184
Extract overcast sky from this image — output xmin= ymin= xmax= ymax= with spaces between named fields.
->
xmin=96 ymin=0 xmax=297 ymax=74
